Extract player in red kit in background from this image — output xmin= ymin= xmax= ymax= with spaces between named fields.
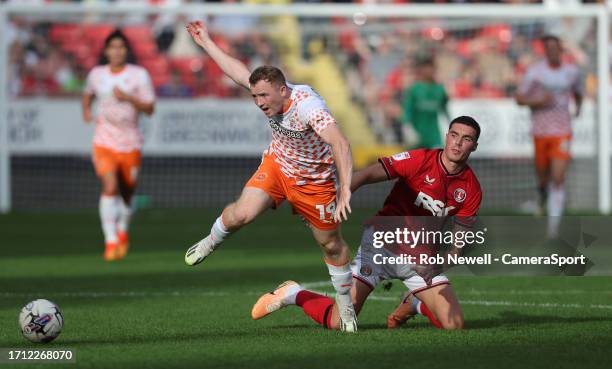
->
xmin=252 ymin=116 xmax=482 ymax=330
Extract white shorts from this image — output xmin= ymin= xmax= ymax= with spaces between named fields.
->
xmin=351 ymin=228 xmax=449 ymax=294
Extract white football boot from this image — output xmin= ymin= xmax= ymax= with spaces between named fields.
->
xmin=184 ymin=236 xmax=215 ymax=266
xmin=336 ymin=293 xmax=358 ymax=332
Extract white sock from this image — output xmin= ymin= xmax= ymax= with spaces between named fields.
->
xmin=547 ymin=183 xmax=565 ymax=238
xmin=281 ymin=284 xmax=304 ymax=305
xmin=99 ymin=195 xmax=120 ymax=244
xmin=117 ymin=199 xmax=133 ymax=234
xmin=209 ymin=216 xmax=231 ymax=248
xmin=413 ymin=296 xmax=422 ymax=314
xmin=326 ymin=261 xmax=352 ymax=296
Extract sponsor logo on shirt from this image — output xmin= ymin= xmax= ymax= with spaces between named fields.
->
xmin=414 ymin=191 xmax=455 ymax=216
xmin=424 ymin=175 xmax=436 ymax=185
xmin=268 ymin=118 xmax=305 ymax=139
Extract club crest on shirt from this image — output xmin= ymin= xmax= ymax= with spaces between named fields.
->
xmin=360 ymin=264 xmax=372 ymax=276
xmin=454 ymin=188 xmax=467 ymax=203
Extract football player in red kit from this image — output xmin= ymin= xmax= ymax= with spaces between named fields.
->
xmin=252 ymin=116 xmax=482 ymax=330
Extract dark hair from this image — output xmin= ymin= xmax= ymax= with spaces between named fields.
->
xmin=98 ymin=29 xmax=137 ymax=65
xmin=541 ymin=34 xmax=561 ymax=44
xmin=249 ymin=66 xmax=286 ymax=87
xmin=449 ymin=116 xmax=481 ymax=141
xmin=414 ymin=55 xmax=434 ymax=67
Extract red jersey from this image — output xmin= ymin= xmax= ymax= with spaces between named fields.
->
xmin=377 ymin=148 xmax=482 ymax=218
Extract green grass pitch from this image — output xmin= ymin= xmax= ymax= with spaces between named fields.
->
xmin=1 ymin=208 xmax=611 ymax=369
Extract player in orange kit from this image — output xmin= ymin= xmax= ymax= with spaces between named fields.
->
xmin=82 ymin=30 xmax=155 ymax=261
xmin=183 ymin=21 xmax=358 ymax=332
xmin=516 ymin=34 xmax=583 ymax=238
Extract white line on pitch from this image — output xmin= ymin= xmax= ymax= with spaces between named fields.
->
xmin=2 ymin=287 xmax=611 ymax=311
xmin=302 ymin=282 xmax=611 ymax=295
xmin=302 ymin=282 xmax=612 ymax=310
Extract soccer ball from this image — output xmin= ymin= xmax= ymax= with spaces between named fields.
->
xmin=18 ymin=299 xmax=64 ymax=343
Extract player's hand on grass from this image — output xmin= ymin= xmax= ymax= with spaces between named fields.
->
xmin=186 ymin=20 xmax=211 ymax=48
xmin=334 ymin=186 xmax=352 ymax=223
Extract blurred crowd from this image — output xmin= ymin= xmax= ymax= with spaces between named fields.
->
xmin=4 ymin=1 xmax=599 ymax=143
xmin=6 ymin=10 xmax=278 ymax=98
xmin=6 ymin=18 xmax=596 ymax=95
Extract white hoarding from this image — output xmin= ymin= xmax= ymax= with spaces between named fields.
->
xmin=6 ymin=98 xmax=597 ymax=158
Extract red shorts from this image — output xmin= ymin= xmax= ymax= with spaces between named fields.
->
xmin=245 ymin=154 xmax=338 ymax=230
xmin=534 ymin=134 xmax=571 ymax=170
xmin=92 ymin=145 xmax=141 ymax=187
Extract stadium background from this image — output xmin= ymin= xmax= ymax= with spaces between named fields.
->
xmin=1 ymin=2 xmax=611 ymax=369
xmin=0 ymin=0 xmax=609 ymax=214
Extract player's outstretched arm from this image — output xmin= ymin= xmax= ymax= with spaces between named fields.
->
xmin=319 ymin=124 xmax=353 ymax=223
xmin=350 ymin=162 xmax=389 ymax=193
xmin=186 ymin=21 xmax=250 ymax=90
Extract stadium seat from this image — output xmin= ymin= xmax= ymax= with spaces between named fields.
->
xmin=123 ymin=25 xmax=154 ymax=44
xmin=84 ymin=24 xmax=115 ymax=46
xmin=133 ymin=41 xmax=159 ymax=59
xmin=49 ymin=24 xmax=80 ymax=44
xmin=170 ymin=57 xmax=204 ymax=75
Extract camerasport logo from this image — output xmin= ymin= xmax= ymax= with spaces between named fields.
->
xmin=454 ymin=188 xmax=467 ymax=203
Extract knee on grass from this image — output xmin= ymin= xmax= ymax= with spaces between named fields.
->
xmin=440 ymin=315 xmax=464 ymax=330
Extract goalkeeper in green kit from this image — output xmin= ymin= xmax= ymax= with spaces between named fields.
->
xmin=401 ymin=56 xmax=449 ymax=149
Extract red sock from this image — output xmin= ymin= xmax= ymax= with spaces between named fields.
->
xmin=296 ymin=290 xmax=335 ymax=329
xmin=418 ymin=302 xmax=443 ymax=329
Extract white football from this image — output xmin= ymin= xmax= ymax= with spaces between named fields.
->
xmin=18 ymin=299 xmax=64 ymax=343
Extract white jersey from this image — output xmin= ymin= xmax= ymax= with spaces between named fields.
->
xmin=84 ymin=64 xmax=155 ymax=152
xmin=265 ymin=84 xmax=337 ymax=184
xmin=517 ymin=61 xmax=583 ymax=137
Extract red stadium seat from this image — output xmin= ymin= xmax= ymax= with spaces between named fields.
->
xmin=151 ymin=73 xmax=170 ymax=89
xmin=123 ymin=25 xmax=154 ymax=44
xmin=142 ymin=56 xmax=170 ymax=75
xmin=49 ymin=24 xmax=80 ymax=44
xmin=84 ymin=24 xmax=115 ymax=46
xmin=132 ymin=41 xmax=159 ymax=59
xmin=170 ymin=57 xmax=204 ymax=74
xmin=531 ymin=40 xmax=545 ymax=56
